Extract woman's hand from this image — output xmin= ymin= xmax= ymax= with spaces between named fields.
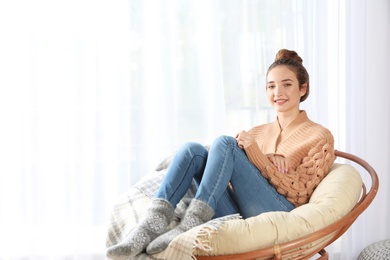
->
xmin=267 ymin=154 xmax=289 ymax=174
xmin=235 ymin=130 xmax=255 ymax=149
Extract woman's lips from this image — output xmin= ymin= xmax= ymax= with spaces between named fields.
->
xmin=275 ymin=99 xmax=287 ymax=104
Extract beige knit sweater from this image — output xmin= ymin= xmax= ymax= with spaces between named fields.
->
xmin=244 ymin=110 xmax=335 ymax=207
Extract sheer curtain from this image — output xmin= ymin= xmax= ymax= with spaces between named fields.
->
xmin=0 ymin=0 xmax=388 ymax=259
xmin=339 ymin=0 xmax=390 ymax=259
xmin=0 ymin=1 xmax=132 ymax=258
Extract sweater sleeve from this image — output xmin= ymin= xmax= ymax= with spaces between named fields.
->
xmin=244 ymin=130 xmax=335 ymax=207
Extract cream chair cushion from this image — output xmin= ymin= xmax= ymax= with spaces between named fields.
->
xmin=193 ymin=163 xmax=363 ymax=256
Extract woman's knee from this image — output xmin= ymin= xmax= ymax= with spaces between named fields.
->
xmin=212 ymin=135 xmax=237 ymax=148
xmin=179 ymin=142 xmax=208 ymax=157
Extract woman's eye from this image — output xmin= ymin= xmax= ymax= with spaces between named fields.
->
xmin=284 ymin=83 xmax=291 ymax=87
xmin=268 ymin=85 xmax=275 ymax=89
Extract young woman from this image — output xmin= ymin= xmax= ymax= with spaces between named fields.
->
xmin=107 ymin=49 xmax=335 ymax=258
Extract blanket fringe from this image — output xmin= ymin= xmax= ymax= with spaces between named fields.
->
xmin=191 ymin=214 xmax=241 ymax=257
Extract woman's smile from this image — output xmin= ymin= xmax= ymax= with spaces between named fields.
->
xmin=274 ymin=98 xmax=288 ymax=105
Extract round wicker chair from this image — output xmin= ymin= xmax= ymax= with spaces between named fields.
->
xmin=196 ymin=150 xmax=379 ymax=260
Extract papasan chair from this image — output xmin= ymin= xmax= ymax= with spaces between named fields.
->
xmin=106 ymin=150 xmax=379 ymax=260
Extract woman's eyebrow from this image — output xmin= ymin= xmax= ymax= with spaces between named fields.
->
xmin=267 ymin=79 xmax=293 ymax=84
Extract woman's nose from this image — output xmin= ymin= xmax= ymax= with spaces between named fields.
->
xmin=275 ymin=87 xmax=283 ymax=96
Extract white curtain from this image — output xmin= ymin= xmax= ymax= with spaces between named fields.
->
xmin=0 ymin=1 xmax=132 ymax=258
xmin=339 ymin=1 xmax=390 ymax=259
xmin=0 ymin=0 xmax=388 ymax=259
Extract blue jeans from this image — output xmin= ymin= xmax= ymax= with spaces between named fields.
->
xmin=154 ymin=135 xmax=295 ymax=219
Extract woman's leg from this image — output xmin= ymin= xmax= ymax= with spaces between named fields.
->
xmin=213 ymin=188 xmax=239 ymax=218
xmin=107 ymin=142 xmax=208 ymax=258
xmin=192 ymin=135 xmax=293 ymax=218
xmin=194 ymin=135 xmax=242 ymax=210
xmin=227 ymin=149 xmax=295 ymax=219
xmin=155 ymin=137 xmax=253 ymax=218
xmin=147 ymin=135 xmax=242 ymax=254
xmin=154 ymin=142 xmax=208 ymax=207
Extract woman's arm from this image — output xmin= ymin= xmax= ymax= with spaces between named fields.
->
xmin=242 ymin=129 xmax=335 ymax=207
xmin=236 ymin=130 xmax=285 ymax=176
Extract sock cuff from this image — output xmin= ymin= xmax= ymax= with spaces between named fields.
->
xmin=188 ymin=199 xmax=215 ymax=220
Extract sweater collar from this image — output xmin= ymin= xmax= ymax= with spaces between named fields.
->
xmin=265 ymin=110 xmax=309 ymax=153
xmin=279 ymin=110 xmax=309 ymax=133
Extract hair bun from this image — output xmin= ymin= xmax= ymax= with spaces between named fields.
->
xmin=275 ymin=49 xmax=303 ymax=64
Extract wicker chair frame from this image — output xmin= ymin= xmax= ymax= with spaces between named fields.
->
xmin=196 ymin=150 xmax=379 ymax=260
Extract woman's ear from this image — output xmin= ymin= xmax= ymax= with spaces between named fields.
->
xmin=300 ymin=83 xmax=308 ymax=97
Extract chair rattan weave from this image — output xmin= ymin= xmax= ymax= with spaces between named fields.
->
xmin=196 ymin=150 xmax=379 ymax=260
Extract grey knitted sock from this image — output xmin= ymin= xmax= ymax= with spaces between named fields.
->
xmin=106 ymin=199 xmax=174 ymax=259
xmin=146 ymin=199 xmax=214 ymax=255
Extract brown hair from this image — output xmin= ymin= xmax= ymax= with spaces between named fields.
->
xmin=267 ymin=49 xmax=310 ymax=102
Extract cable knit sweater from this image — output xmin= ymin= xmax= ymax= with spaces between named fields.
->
xmin=244 ymin=110 xmax=335 ymax=207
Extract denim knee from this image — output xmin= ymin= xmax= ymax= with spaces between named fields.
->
xmin=179 ymin=142 xmax=208 ymax=158
xmin=212 ymin=135 xmax=237 ymax=148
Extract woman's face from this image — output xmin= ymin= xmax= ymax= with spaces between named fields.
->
xmin=266 ymin=66 xmax=307 ymax=115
